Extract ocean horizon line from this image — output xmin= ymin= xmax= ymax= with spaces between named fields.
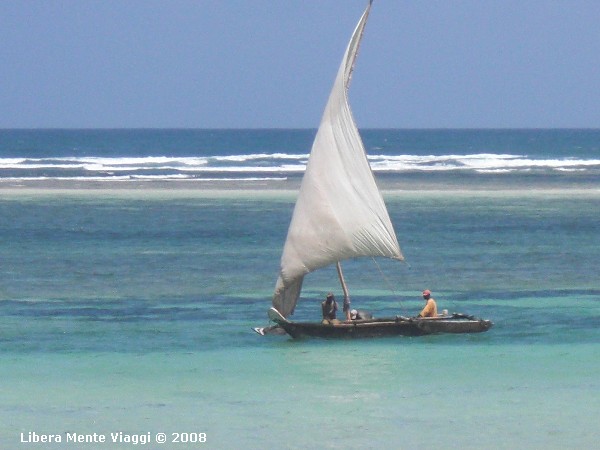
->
xmin=2 ymin=126 xmax=600 ymax=131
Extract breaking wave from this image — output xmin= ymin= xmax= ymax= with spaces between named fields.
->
xmin=1 ymin=153 xmax=599 ymax=181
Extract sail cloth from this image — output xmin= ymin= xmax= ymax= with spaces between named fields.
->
xmin=272 ymin=1 xmax=403 ymax=318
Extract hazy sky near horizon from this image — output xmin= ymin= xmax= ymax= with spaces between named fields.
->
xmin=1 ymin=0 xmax=599 ymax=129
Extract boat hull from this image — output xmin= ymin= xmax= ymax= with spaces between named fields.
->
xmin=267 ymin=308 xmax=493 ymax=339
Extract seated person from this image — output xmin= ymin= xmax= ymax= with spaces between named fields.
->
xmin=321 ymin=293 xmax=339 ymax=323
xmin=350 ymin=309 xmax=373 ymax=320
xmin=418 ymin=289 xmax=438 ymax=318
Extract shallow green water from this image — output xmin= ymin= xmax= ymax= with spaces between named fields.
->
xmin=1 ymin=190 xmax=599 ymax=449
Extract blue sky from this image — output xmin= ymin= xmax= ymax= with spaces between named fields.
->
xmin=1 ymin=0 xmax=599 ymax=128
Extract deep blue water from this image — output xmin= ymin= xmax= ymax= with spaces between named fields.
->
xmin=1 ymin=129 xmax=599 ymax=181
xmin=2 ymin=128 xmax=599 ymax=158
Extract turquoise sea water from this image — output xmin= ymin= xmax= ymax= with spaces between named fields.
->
xmin=1 ymin=129 xmax=599 ymax=449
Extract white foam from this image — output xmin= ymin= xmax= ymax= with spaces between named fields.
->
xmin=1 ymin=153 xmax=599 ymax=179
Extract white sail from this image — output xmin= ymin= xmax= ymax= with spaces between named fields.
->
xmin=273 ymin=1 xmax=403 ymax=318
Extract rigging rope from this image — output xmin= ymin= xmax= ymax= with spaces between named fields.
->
xmin=371 ymin=257 xmax=406 ymax=312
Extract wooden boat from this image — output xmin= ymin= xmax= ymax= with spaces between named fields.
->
xmin=267 ymin=308 xmax=492 ymax=339
xmin=260 ymin=1 xmax=492 ymax=339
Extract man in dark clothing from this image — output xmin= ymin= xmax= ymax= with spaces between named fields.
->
xmin=321 ymin=292 xmax=338 ymax=322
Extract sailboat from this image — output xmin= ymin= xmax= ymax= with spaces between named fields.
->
xmin=260 ymin=1 xmax=492 ymax=338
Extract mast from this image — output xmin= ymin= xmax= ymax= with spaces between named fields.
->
xmin=336 ymin=262 xmax=351 ymax=320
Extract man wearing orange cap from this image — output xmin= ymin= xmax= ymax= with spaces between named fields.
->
xmin=418 ymin=289 xmax=438 ymax=318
